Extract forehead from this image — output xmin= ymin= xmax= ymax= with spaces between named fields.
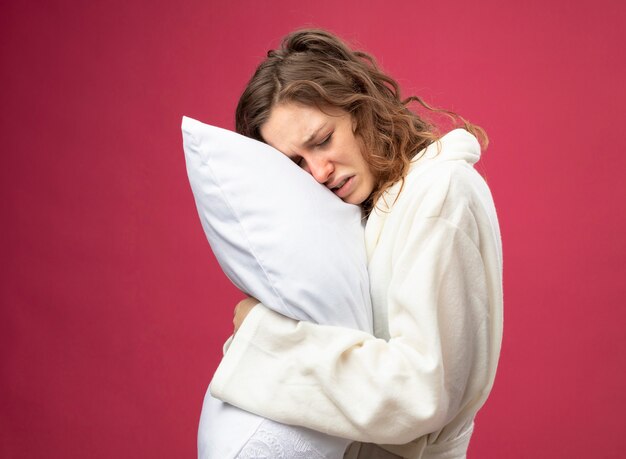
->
xmin=260 ymin=103 xmax=346 ymax=151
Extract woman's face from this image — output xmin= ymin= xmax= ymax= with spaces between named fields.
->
xmin=259 ymin=102 xmax=376 ymax=206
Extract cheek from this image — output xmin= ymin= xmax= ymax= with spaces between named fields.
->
xmin=354 ymin=137 xmax=370 ymax=166
xmin=355 ymin=146 xmax=372 ymax=178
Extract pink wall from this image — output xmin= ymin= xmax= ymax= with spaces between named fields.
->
xmin=2 ymin=0 xmax=625 ymax=457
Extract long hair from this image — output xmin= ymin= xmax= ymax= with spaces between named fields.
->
xmin=235 ymin=28 xmax=487 ymax=214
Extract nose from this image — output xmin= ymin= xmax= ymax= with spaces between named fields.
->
xmin=304 ymin=155 xmax=333 ymax=185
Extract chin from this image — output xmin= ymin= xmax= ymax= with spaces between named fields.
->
xmin=346 ymin=193 xmax=366 ymax=206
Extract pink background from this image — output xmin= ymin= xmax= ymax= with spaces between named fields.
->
xmin=2 ymin=0 xmax=625 ymax=457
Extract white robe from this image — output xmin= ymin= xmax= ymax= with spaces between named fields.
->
xmin=211 ymin=129 xmax=504 ymax=458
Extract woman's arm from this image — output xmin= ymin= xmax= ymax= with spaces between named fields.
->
xmin=211 ymin=196 xmax=503 ymax=445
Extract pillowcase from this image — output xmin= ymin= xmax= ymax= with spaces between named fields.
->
xmin=183 ymin=116 xmax=373 ymax=459
xmin=181 ymin=115 xmax=372 ymax=332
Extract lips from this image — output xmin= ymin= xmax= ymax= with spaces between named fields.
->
xmin=330 ymin=177 xmax=349 ymax=190
xmin=330 ymin=175 xmax=355 ymax=198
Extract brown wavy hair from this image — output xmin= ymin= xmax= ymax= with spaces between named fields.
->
xmin=235 ymin=28 xmax=487 ymax=214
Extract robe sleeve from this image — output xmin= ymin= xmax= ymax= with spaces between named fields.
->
xmin=210 ymin=208 xmax=496 ymax=445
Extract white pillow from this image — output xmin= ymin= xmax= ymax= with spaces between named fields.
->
xmin=181 ymin=116 xmax=373 ymax=459
xmin=182 ymin=116 xmax=372 ymax=331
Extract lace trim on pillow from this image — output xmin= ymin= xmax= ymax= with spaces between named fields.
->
xmin=236 ymin=422 xmax=328 ymax=459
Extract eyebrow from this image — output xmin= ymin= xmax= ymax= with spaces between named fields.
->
xmin=302 ymin=123 xmax=327 ymax=147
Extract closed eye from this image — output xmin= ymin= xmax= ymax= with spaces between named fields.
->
xmin=317 ymin=133 xmax=333 ymax=147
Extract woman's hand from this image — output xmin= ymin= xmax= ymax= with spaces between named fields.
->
xmin=233 ymin=296 xmax=259 ymax=335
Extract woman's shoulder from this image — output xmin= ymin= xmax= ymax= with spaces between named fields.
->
xmin=370 ymin=128 xmax=493 ymax=221
xmin=402 ymin=128 xmax=484 ymax=195
xmin=414 ymin=128 xmax=482 ymax=168
xmin=384 ymin=141 xmax=493 ymax=228
xmin=399 ymin=161 xmax=481 ymax=217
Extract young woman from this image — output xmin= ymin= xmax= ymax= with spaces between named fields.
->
xmin=210 ymin=28 xmax=503 ymax=459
